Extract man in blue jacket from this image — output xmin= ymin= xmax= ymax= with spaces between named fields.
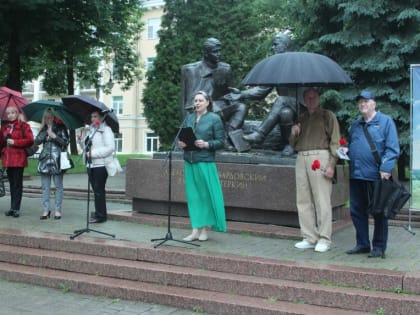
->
xmin=345 ymin=90 xmax=400 ymax=258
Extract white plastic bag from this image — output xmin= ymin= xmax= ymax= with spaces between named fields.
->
xmin=60 ymin=151 xmax=73 ymax=170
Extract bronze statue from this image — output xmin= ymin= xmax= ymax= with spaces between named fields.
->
xmin=180 ymin=38 xmax=248 ymax=150
xmin=226 ymin=32 xmax=301 ymax=156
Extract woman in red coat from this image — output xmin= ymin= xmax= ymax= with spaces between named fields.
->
xmin=0 ymin=106 xmax=34 ymax=217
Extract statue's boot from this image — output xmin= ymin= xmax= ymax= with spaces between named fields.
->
xmin=280 ymin=125 xmax=294 ymax=156
xmin=243 ymin=113 xmax=278 ymax=144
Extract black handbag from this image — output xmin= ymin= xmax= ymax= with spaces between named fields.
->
xmin=368 ymin=178 xmax=411 ymax=219
xmin=0 ymin=168 xmax=6 ymax=198
xmin=362 ymin=124 xmax=410 ymax=218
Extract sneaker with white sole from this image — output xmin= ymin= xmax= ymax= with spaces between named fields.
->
xmin=314 ymin=242 xmax=331 ymax=252
xmin=294 ymin=240 xmax=315 ymax=249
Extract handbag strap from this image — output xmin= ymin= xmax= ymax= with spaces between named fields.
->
xmin=361 ymin=123 xmax=381 ymax=166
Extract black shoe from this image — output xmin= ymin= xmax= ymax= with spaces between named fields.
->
xmin=40 ymin=211 xmax=51 ymax=220
xmin=5 ymin=209 xmax=14 ymax=216
xmin=346 ymin=246 xmax=371 ymax=255
xmin=89 ymin=217 xmax=107 ymax=224
xmin=368 ymin=249 xmax=385 ymax=258
xmin=12 ymin=210 xmax=20 ymax=218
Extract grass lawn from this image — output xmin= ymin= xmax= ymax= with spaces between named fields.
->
xmin=24 ymin=154 xmax=151 ymax=176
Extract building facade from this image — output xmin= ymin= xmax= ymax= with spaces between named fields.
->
xmin=22 ymin=0 xmax=165 ymax=155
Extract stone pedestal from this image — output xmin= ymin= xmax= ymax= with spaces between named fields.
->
xmin=126 ymin=152 xmax=349 ymax=227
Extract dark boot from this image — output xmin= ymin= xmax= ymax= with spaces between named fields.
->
xmin=243 ymin=112 xmax=279 ymax=144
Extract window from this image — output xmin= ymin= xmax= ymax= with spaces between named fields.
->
xmin=147 ymin=18 xmax=160 ymax=39
xmin=146 ymin=132 xmax=159 ymax=153
xmin=22 ymin=81 xmax=34 ymax=93
xmin=115 ymin=133 xmax=123 ymax=153
xmin=112 ymin=96 xmax=123 ymax=115
xmin=146 ymin=57 xmax=155 ymax=71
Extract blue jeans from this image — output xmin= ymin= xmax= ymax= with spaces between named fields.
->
xmin=41 ymin=173 xmax=63 ymax=212
xmin=349 ymin=179 xmax=388 ymax=252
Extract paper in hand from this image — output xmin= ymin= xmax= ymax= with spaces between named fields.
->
xmin=336 ymin=148 xmax=350 ymax=160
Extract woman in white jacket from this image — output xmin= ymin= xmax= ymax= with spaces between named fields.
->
xmin=80 ymin=110 xmax=115 ymax=223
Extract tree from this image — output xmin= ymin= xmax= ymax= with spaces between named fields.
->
xmin=0 ymin=1 xmax=144 ymax=154
xmin=143 ymin=0 xmax=289 ymax=148
xmin=286 ymin=0 xmax=420 ymax=176
xmin=0 ymin=0 xmax=143 ymax=93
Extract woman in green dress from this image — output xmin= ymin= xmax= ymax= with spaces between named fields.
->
xmin=178 ymin=90 xmax=226 ymax=241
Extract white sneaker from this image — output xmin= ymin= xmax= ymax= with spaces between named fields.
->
xmin=314 ymin=242 xmax=331 ymax=253
xmin=198 ymin=229 xmax=208 ymax=241
xmin=294 ymin=240 xmax=315 ymax=249
xmin=182 ymin=229 xmax=199 ymax=242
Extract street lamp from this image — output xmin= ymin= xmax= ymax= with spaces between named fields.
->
xmin=96 ymin=67 xmax=113 ymax=100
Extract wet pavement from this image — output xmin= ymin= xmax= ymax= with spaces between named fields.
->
xmin=0 ymin=171 xmax=419 ymax=314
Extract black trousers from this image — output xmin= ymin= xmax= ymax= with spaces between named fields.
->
xmin=88 ymin=166 xmax=108 ymax=220
xmin=6 ymin=167 xmax=24 ymax=211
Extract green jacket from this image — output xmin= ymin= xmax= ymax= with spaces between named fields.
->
xmin=182 ymin=111 xmax=225 ymax=163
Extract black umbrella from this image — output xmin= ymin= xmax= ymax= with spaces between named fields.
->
xmin=62 ymin=95 xmax=119 ymax=133
xmin=242 ymin=52 xmax=353 ymax=87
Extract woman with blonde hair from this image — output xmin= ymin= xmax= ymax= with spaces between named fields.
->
xmin=35 ymin=108 xmax=69 ymax=220
xmin=0 ymin=106 xmax=34 ymax=218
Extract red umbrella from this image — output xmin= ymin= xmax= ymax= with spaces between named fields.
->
xmin=0 ymin=86 xmax=29 ymax=120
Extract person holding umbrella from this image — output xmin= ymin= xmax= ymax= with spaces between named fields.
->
xmin=289 ymin=88 xmax=340 ymax=252
xmin=35 ymin=108 xmax=69 ymax=220
xmin=78 ymin=110 xmax=115 ymax=223
xmin=1 ymin=106 xmax=34 ymax=218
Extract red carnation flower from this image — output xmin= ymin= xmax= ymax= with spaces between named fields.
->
xmin=94 ymin=121 xmax=100 ymax=127
xmin=53 ymin=117 xmax=63 ymax=124
xmin=311 ymin=159 xmax=321 ymax=171
xmin=339 ymin=138 xmax=347 ymax=146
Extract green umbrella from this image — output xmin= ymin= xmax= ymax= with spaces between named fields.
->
xmin=23 ymin=100 xmax=85 ymax=130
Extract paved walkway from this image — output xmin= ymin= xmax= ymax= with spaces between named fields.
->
xmin=0 ymin=172 xmax=419 ymax=314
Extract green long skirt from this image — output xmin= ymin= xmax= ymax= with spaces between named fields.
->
xmin=184 ymin=161 xmax=226 ymax=232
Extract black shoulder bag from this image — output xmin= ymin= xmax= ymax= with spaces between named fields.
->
xmin=362 ymin=123 xmax=410 ymax=219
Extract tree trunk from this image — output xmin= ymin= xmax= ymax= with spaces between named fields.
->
xmin=5 ymin=26 xmax=21 ymax=91
xmin=66 ymin=54 xmax=78 ymax=155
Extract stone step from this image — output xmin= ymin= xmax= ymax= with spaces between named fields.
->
xmin=0 ymin=261 xmax=367 ymax=315
xmin=0 ymin=243 xmax=419 ymax=315
xmin=0 ymin=229 xmax=419 ymax=315
xmin=6 ymin=185 xmax=130 ymax=203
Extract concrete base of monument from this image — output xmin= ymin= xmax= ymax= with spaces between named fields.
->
xmin=126 ymin=152 xmax=350 ymax=228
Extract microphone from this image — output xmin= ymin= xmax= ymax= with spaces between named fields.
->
xmin=101 ymin=108 xmax=113 ymax=114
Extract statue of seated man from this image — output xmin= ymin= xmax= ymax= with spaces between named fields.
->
xmin=226 ymin=32 xmax=301 ymax=156
xmin=180 ymin=37 xmax=248 ymax=150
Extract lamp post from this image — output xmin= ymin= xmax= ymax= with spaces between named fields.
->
xmin=96 ymin=67 xmax=113 ymax=101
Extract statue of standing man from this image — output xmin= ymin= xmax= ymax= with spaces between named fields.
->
xmin=180 ymin=38 xmax=248 ymax=151
xmin=227 ymin=32 xmax=302 ymax=156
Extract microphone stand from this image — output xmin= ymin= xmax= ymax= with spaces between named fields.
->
xmin=151 ymin=111 xmax=199 ymax=248
xmin=70 ymin=112 xmax=116 ymax=240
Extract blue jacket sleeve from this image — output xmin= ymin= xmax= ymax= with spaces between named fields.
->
xmin=380 ymin=117 xmax=400 ymax=173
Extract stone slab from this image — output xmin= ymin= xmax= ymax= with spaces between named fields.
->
xmin=126 ymin=158 xmax=349 ymax=227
